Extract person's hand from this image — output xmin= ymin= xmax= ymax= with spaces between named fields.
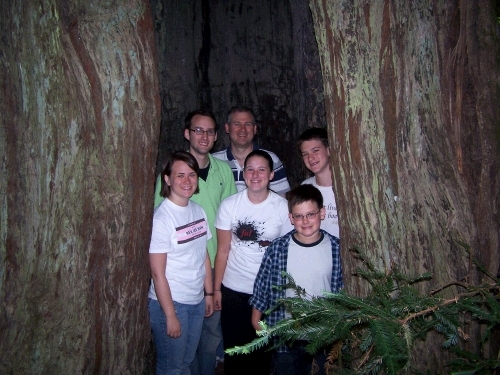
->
xmin=252 ymin=318 xmax=263 ymax=331
xmin=251 ymin=308 xmax=263 ymax=331
xmin=166 ymin=314 xmax=181 ymax=338
xmin=214 ymin=290 xmax=222 ymax=311
xmin=205 ymin=296 xmax=214 ymax=317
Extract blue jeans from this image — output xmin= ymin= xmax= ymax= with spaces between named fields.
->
xmin=190 ymin=310 xmax=222 ymax=375
xmin=190 ymin=268 xmax=223 ymax=375
xmin=149 ymin=298 xmax=205 ymax=375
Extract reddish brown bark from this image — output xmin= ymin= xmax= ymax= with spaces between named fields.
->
xmin=0 ymin=1 xmax=159 ymax=373
xmin=310 ymin=0 xmax=499 ymax=371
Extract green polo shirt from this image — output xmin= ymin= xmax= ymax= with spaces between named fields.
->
xmin=154 ymin=153 xmax=237 ymax=267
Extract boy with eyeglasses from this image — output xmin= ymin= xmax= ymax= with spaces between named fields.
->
xmin=154 ymin=109 xmax=237 ymax=375
xmin=249 ymin=184 xmax=343 ymax=375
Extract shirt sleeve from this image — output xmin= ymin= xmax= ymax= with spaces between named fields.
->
xmin=220 ymin=162 xmax=237 ymax=199
xmin=149 ymin=211 xmax=173 ymax=254
xmin=215 ymin=196 xmax=233 ymax=230
xmin=201 ymin=207 xmax=212 ymax=242
xmin=267 ymin=151 xmax=290 ymax=195
xmin=153 ymin=174 xmax=164 ymax=209
xmin=329 ymin=235 xmax=344 ymax=292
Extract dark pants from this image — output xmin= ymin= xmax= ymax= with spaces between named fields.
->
xmin=272 ymin=342 xmax=327 ymax=375
xmin=221 ymin=284 xmax=271 ymax=375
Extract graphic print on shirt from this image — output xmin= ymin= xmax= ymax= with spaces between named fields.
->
xmin=235 ymin=219 xmax=270 ymax=250
xmin=176 ymin=218 xmax=208 ymax=244
xmin=325 ymin=203 xmax=339 ymax=225
xmin=326 ymin=203 xmax=338 ymax=221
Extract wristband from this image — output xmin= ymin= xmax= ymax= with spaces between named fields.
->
xmin=204 ymin=291 xmax=214 ymax=296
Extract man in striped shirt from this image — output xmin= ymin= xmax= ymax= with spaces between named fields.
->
xmin=212 ymin=106 xmax=290 ymax=196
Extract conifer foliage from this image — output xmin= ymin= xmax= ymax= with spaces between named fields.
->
xmin=227 ymin=246 xmax=500 ymax=374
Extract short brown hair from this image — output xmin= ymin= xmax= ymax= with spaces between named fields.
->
xmin=225 ymin=105 xmax=256 ymax=125
xmin=286 ymin=184 xmax=323 ymax=213
xmin=297 ymin=127 xmax=329 ymax=152
xmin=184 ymin=109 xmax=217 ymax=131
xmin=160 ymin=151 xmax=200 ymax=197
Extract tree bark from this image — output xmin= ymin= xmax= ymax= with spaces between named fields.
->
xmin=310 ymin=0 xmax=499 ymax=370
xmin=0 ymin=0 xmax=159 ymax=373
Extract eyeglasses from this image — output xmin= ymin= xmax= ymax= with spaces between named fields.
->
xmin=291 ymin=210 xmax=321 ymax=221
xmin=189 ymin=128 xmax=216 ymax=136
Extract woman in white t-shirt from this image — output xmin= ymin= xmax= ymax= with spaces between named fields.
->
xmin=214 ymin=150 xmax=293 ymax=375
xmin=148 ymin=151 xmax=213 ymax=375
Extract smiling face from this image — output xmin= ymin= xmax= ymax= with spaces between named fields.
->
xmin=164 ymin=160 xmax=198 ymax=206
xmin=243 ymin=155 xmax=274 ymax=194
xmin=289 ymin=200 xmax=325 ymax=244
xmin=300 ymin=139 xmax=331 ymax=176
xmin=184 ymin=114 xmax=217 ymax=157
xmin=225 ymin=110 xmax=257 ymax=149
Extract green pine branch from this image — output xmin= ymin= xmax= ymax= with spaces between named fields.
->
xmin=226 ymin=245 xmax=500 ymax=375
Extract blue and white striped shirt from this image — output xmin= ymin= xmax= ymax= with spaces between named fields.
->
xmin=212 ymin=145 xmax=290 ymax=195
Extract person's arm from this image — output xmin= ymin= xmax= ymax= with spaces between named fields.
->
xmin=203 ymin=251 xmax=214 ymax=317
xmin=251 ymin=308 xmax=264 ymax=331
xmin=149 ymin=253 xmax=181 ymax=338
xmin=213 ymin=229 xmax=231 ymax=311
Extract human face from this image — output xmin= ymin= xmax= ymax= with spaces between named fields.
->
xmin=300 ymin=139 xmax=331 ymax=176
xmin=225 ymin=111 xmax=256 ymax=148
xmin=243 ymin=155 xmax=274 ymax=193
xmin=289 ymin=200 xmax=325 ymax=244
xmin=184 ymin=114 xmax=217 ymax=157
xmin=164 ymin=160 xmax=198 ymax=206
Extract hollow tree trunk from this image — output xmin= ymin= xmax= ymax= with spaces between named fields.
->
xmin=310 ymin=0 xmax=500 ymax=371
xmin=0 ymin=1 xmax=159 ymax=373
xmin=150 ymin=0 xmax=326 ymax=186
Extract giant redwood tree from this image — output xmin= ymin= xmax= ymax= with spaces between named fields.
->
xmin=0 ymin=1 xmax=159 ymax=373
xmin=1 ymin=0 xmax=499 ymax=373
xmin=309 ymin=0 xmax=499 ymax=371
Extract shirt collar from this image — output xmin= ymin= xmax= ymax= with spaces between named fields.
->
xmin=226 ymin=143 xmax=258 ymax=161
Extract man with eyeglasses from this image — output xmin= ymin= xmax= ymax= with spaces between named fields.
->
xmin=212 ymin=106 xmax=290 ymax=195
xmin=154 ymin=109 xmax=237 ymax=375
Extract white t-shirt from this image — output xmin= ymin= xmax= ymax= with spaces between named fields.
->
xmin=148 ymin=199 xmax=212 ymax=304
xmin=302 ymin=176 xmax=339 ymax=238
xmin=215 ymin=190 xmax=293 ymax=293
xmin=286 ymin=234 xmax=333 ymax=299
